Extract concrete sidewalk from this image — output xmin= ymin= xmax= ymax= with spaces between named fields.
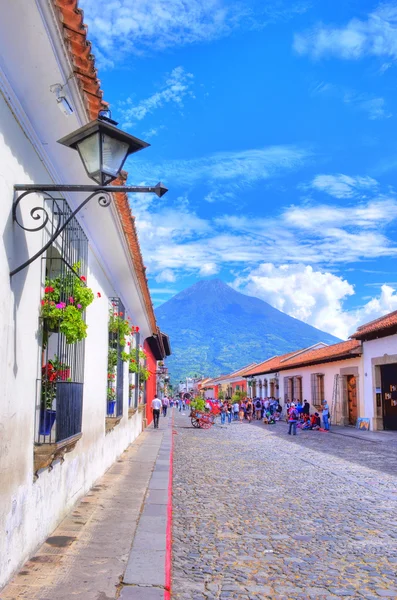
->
xmin=330 ymin=424 xmax=397 ymax=443
xmin=0 ymin=412 xmax=173 ymax=600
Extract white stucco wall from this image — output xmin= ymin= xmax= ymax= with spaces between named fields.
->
xmin=361 ymin=334 xmax=397 ymax=430
xmin=0 ymin=1 xmax=157 ymax=587
xmin=249 ymin=356 xmax=364 ymax=422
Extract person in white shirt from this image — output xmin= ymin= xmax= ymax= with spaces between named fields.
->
xmin=151 ymin=396 xmax=162 ymax=429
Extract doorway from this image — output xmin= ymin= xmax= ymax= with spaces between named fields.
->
xmin=346 ymin=375 xmax=357 ymax=425
xmin=380 ymin=363 xmax=397 ymax=430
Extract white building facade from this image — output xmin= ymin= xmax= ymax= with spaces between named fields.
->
xmin=351 ymin=313 xmax=397 ymax=431
xmin=244 ymin=341 xmax=363 ymax=425
xmin=0 ymin=0 xmax=170 ymax=588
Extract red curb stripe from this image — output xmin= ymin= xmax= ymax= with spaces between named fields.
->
xmin=164 ymin=411 xmax=174 ymax=599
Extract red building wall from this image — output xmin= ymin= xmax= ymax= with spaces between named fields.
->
xmin=231 ymin=379 xmax=247 ymax=395
xmin=144 ymin=340 xmax=157 ymax=426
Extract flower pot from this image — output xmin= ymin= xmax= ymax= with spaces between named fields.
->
xmin=39 ymin=409 xmax=56 ymax=436
xmin=107 ymin=400 xmax=116 ymax=415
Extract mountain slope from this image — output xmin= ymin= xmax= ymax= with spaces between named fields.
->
xmin=155 ymin=279 xmax=341 ymax=383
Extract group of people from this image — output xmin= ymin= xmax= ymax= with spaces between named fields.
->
xmin=152 ymin=393 xmax=331 ymax=435
xmin=286 ymin=399 xmax=330 ymax=435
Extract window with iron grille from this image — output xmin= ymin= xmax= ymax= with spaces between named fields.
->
xmin=129 ymin=332 xmax=140 ymax=409
xmin=36 ymin=198 xmax=89 ymax=444
xmin=311 ymin=373 xmax=325 ymax=407
xmin=107 ymin=297 xmax=126 ymax=418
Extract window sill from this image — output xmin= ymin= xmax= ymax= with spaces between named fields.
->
xmin=138 ymin=404 xmax=146 ymax=413
xmin=105 ymin=416 xmax=122 ymax=434
xmin=34 ymin=433 xmax=82 ymax=481
xmin=128 ymin=407 xmax=138 ymax=419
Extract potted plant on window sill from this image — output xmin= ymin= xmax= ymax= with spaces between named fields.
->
xmin=39 ymin=356 xmax=70 ymax=436
xmin=107 ymin=386 xmax=116 ymax=415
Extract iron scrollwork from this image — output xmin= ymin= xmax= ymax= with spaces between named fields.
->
xmin=10 ymin=182 xmax=167 ymax=277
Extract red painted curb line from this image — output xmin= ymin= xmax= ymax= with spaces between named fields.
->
xmin=164 ymin=411 xmax=174 ymax=599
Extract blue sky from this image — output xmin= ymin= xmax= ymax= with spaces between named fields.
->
xmin=82 ymin=0 xmax=397 ymax=339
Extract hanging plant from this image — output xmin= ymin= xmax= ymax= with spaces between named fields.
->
xmin=108 ymin=310 xmax=131 ymax=346
xmin=40 ymin=263 xmax=95 ymax=345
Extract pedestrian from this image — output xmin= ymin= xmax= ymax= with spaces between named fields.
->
xmin=227 ymin=401 xmax=232 ymax=424
xmin=233 ymin=400 xmax=240 ymax=420
xmin=303 ymin=400 xmax=310 ymax=416
xmin=255 ymin=397 xmax=262 ymax=420
xmin=322 ymin=401 xmax=330 ymax=431
xmin=246 ymin=399 xmax=253 ymax=422
xmin=238 ymin=402 xmax=245 ymax=422
xmin=162 ymin=396 xmax=169 ymax=417
xmin=151 ymin=395 xmax=162 ymax=429
xmin=178 ymin=397 xmax=183 ymax=412
xmin=288 ymin=403 xmax=298 ymax=436
xmin=220 ymin=402 xmax=227 ymax=425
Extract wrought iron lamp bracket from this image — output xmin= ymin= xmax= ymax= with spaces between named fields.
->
xmin=10 ymin=182 xmax=167 ymax=277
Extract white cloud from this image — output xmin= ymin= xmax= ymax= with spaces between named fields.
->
xmin=155 ymin=269 xmax=176 ymax=283
xmin=83 ymin=0 xmax=308 ymax=65
xmin=233 ymin=264 xmax=397 ymax=339
xmin=343 ymin=93 xmax=392 ymax=120
xmin=312 ymin=82 xmax=392 ymax=120
xmin=294 ymin=3 xmax=397 ymax=62
xmin=83 ymin=0 xmax=251 ymax=62
xmin=120 ymin=67 xmax=194 ymax=126
xmin=132 ymin=145 xmax=311 ymax=186
xmin=199 ymin=262 xmax=220 ymax=276
xmin=310 ymin=174 xmax=378 ymax=198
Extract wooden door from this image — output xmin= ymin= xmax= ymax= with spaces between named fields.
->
xmin=347 ymin=375 xmax=357 ymax=425
xmin=381 ymin=364 xmax=397 ymax=430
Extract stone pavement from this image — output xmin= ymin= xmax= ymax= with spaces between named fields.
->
xmin=172 ymin=412 xmax=397 ymax=600
xmin=0 ymin=412 xmax=173 ymax=600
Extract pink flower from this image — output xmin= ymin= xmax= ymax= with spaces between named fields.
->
xmin=69 ymin=297 xmax=74 ymax=304
xmin=77 ymin=303 xmax=82 ymax=309
xmin=97 ymin=292 xmax=101 ymax=298
xmin=56 ymin=303 xmax=63 ymax=309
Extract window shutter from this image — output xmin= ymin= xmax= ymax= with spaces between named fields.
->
xmin=311 ymin=373 xmax=317 ymax=405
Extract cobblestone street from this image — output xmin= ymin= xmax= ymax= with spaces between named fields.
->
xmin=172 ymin=412 xmax=397 ymax=600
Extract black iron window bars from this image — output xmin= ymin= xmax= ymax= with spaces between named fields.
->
xmin=107 ymin=297 xmax=126 ymax=418
xmin=36 ymin=197 xmax=88 ymax=444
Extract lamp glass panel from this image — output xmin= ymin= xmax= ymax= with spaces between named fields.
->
xmin=102 ymin=134 xmax=130 ymax=177
xmin=76 ymin=132 xmax=100 ymax=178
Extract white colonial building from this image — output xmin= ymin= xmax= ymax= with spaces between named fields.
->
xmin=0 ymin=0 xmax=170 ymax=588
xmin=350 ymin=312 xmax=397 ymax=431
xmin=244 ymin=341 xmax=363 ymax=426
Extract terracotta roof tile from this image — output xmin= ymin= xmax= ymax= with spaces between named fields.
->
xmin=53 ymin=0 xmax=108 ymax=120
xmin=245 ymin=341 xmax=361 ymax=375
xmin=350 ymin=310 xmax=397 ymax=340
xmin=53 ymin=1 xmax=159 ymax=334
xmin=244 ymin=351 xmax=299 ymax=376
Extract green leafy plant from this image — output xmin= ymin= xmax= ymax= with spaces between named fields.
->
xmin=218 ymin=390 xmax=225 ymax=400
xmin=107 ymin=386 xmax=116 ymax=401
xmin=190 ymin=396 xmax=206 ymax=412
xmin=121 ymin=351 xmax=130 ymax=363
xmin=140 ymin=366 xmax=150 ymax=382
xmin=108 ymin=310 xmax=131 ymax=346
xmin=232 ymin=390 xmax=247 ymax=403
xmin=40 ymin=263 xmax=94 ymax=345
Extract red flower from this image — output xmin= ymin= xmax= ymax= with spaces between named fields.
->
xmin=45 ymin=286 xmax=54 ymax=294
xmin=119 ymin=312 xmax=124 ymax=316
xmin=127 ymin=342 xmax=131 ymax=346
xmin=97 ymin=292 xmax=101 ymax=298
xmin=80 ymin=276 xmax=86 ymax=282
xmin=136 ymin=326 xmax=140 ymax=332
xmin=41 ymin=300 xmax=46 ymax=306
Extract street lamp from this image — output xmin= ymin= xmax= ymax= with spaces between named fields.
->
xmin=58 ymin=110 xmax=150 ymax=186
xmin=11 ymin=111 xmax=168 ymax=277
